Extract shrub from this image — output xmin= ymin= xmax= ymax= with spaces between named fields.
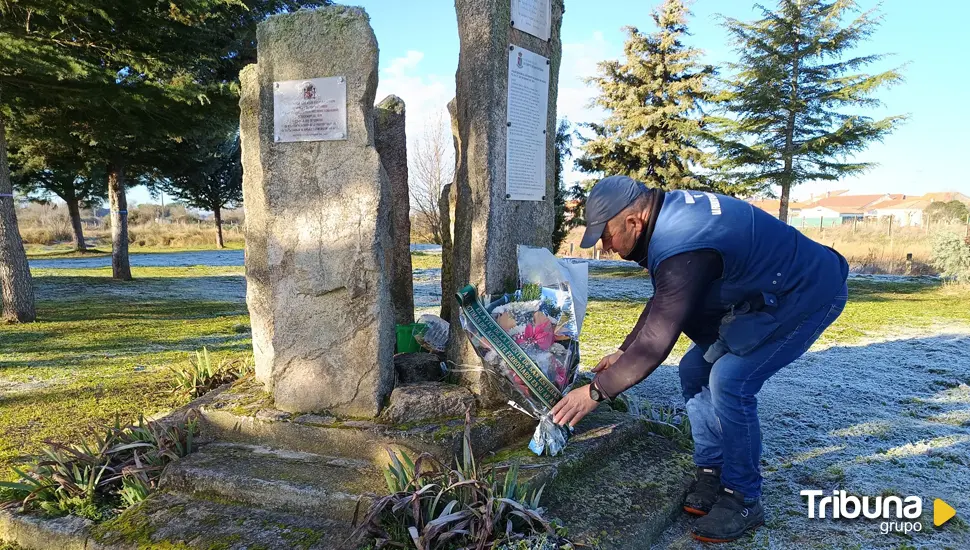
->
xmin=932 ymin=232 xmax=970 ymax=284
xmin=0 ymin=417 xmax=197 ymax=520
xmin=352 ymin=414 xmax=562 ymax=550
xmin=168 ymin=348 xmax=253 ymax=400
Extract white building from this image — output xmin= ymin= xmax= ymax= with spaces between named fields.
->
xmin=866 ymin=198 xmax=931 ymax=227
xmin=795 ymin=205 xmax=864 ymax=227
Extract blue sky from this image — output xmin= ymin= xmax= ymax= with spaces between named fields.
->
xmin=134 ymin=1 xmax=970 ymax=205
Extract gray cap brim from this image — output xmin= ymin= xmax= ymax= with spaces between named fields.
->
xmin=580 ymin=222 xmax=606 ymax=249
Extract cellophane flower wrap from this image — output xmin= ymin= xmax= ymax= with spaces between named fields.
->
xmin=457 ymin=245 xmax=588 ymax=456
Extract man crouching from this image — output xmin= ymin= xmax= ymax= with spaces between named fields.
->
xmin=552 ymin=176 xmax=848 ymax=542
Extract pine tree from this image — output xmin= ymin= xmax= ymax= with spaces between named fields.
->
xmin=552 ymin=119 xmax=572 ymax=254
xmin=8 ymin=111 xmax=106 ymax=252
xmin=155 ymin=134 xmax=243 ymax=249
xmin=709 ymin=0 xmax=905 ymax=222
xmin=0 ymin=0 xmax=109 ymax=320
xmin=11 ymin=167 xmax=106 ymax=253
xmin=576 ymin=0 xmax=715 ymax=190
xmin=3 ymin=1 xmax=330 ymax=281
xmin=0 ymin=111 xmax=36 ymax=322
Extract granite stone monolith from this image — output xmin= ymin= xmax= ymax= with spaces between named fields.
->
xmin=375 ymin=95 xmax=415 ymax=327
xmin=240 ymin=6 xmax=394 ymax=417
xmin=448 ymin=0 xmax=565 ymax=403
xmin=438 ymin=98 xmax=460 ymax=323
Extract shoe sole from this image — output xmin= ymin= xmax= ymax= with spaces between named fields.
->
xmin=683 ymin=506 xmax=708 ymax=516
xmin=691 ymin=521 xmax=763 ymax=543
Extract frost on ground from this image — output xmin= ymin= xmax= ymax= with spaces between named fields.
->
xmin=31 ymin=251 xmax=937 ymax=309
xmin=28 ymin=244 xmax=440 ymax=270
xmin=413 ymin=262 xmax=658 ymax=307
xmin=34 ymin=273 xmax=247 ymax=302
xmin=28 ymin=249 xmax=246 ymax=269
xmin=414 ymin=258 xmax=939 ymax=309
xmin=25 ymin=250 xmax=970 ymax=547
xmin=635 ymin=326 xmax=970 ymax=549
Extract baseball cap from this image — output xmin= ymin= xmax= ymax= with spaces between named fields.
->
xmin=580 ymin=175 xmax=649 ymax=248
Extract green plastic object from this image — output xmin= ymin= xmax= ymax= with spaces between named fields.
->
xmin=395 ymin=323 xmax=425 ymax=353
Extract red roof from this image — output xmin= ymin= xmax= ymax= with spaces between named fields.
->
xmin=922 ymin=192 xmax=970 ymax=205
xmin=810 ymin=194 xmax=890 ymax=209
xmin=870 ymin=198 xmax=932 ymax=211
xmin=750 ymin=199 xmax=809 ymax=214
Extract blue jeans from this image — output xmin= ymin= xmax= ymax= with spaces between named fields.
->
xmin=679 ymin=282 xmax=848 ymax=501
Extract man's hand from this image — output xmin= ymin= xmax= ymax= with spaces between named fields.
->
xmin=551 ymin=385 xmax=600 ymax=428
xmin=593 ymin=350 xmax=624 ymax=373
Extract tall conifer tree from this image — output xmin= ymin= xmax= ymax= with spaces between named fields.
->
xmin=0 ymin=0 xmax=110 ymax=320
xmin=709 ymin=0 xmax=905 ymax=221
xmin=552 ymin=119 xmax=572 ymax=254
xmin=8 ymin=105 xmax=108 ymax=253
xmin=577 ymin=0 xmax=715 ymax=190
xmin=156 ymin=133 xmax=243 ymax=249
xmin=3 ymin=1 xmax=329 ymax=281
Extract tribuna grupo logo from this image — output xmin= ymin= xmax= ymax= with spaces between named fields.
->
xmin=801 ymin=490 xmax=923 ymax=535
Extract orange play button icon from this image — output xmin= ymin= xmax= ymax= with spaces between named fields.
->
xmin=934 ymin=499 xmax=956 ymax=526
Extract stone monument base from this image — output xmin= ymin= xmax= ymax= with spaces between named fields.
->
xmin=0 ymin=378 xmax=693 ymax=550
xmin=195 ymin=377 xmax=534 ymax=466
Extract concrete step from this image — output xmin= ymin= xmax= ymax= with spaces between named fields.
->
xmin=160 ymin=442 xmax=385 ymax=521
xmin=0 ymin=490 xmax=359 ymax=550
xmin=483 ymin=407 xmax=694 ymax=549
xmin=0 ymin=408 xmax=693 ymax=550
xmin=92 ymin=490 xmax=357 ymax=549
xmin=197 ymin=377 xmax=536 ymax=466
xmin=541 ymin=430 xmax=693 ymax=549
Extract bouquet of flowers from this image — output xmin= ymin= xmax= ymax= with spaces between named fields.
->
xmin=457 ymin=246 xmax=588 ymax=456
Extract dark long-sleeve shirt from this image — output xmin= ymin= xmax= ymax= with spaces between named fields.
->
xmin=594 ymin=249 xmax=724 ymax=398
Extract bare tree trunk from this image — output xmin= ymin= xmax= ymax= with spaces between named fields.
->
xmin=65 ymin=192 xmax=87 ymax=252
xmin=108 ymin=162 xmax=131 ymax=280
xmin=0 ymin=113 xmax=36 ymax=322
xmin=214 ymin=205 xmax=224 ymax=249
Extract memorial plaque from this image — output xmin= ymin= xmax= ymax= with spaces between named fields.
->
xmin=511 ymin=0 xmax=551 ymax=41
xmin=506 ymin=45 xmax=549 ymax=202
xmin=273 ymin=76 xmax=347 ymax=142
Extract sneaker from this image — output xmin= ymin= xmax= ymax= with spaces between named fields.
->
xmin=683 ymin=466 xmax=721 ymax=516
xmin=691 ymin=487 xmax=764 ymax=543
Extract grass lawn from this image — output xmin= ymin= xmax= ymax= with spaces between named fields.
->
xmin=580 ymin=279 xmax=970 ymax=370
xmin=3 ymin=255 xmax=970 ymax=488
xmin=0 ymin=267 xmax=251 ymax=482
xmin=410 ymin=251 xmax=443 ymax=270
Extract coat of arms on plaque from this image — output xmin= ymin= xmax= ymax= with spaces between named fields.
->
xmin=302 ymin=82 xmax=317 ymax=100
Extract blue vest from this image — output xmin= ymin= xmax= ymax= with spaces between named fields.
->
xmin=647 ymin=190 xmax=848 ymax=355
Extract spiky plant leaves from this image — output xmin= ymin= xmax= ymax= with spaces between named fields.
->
xmin=168 ymin=347 xmax=251 ymax=400
xmin=354 ymin=412 xmax=558 ymax=549
xmin=0 ymin=417 xmax=198 ymax=518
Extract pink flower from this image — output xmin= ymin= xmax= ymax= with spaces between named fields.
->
xmin=514 ymin=321 xmax=555 ymax=351
xmin=542 ymin=355 xmax=567 ymax=387
xmin=555 ymin=363 xmax=568 ymax=387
